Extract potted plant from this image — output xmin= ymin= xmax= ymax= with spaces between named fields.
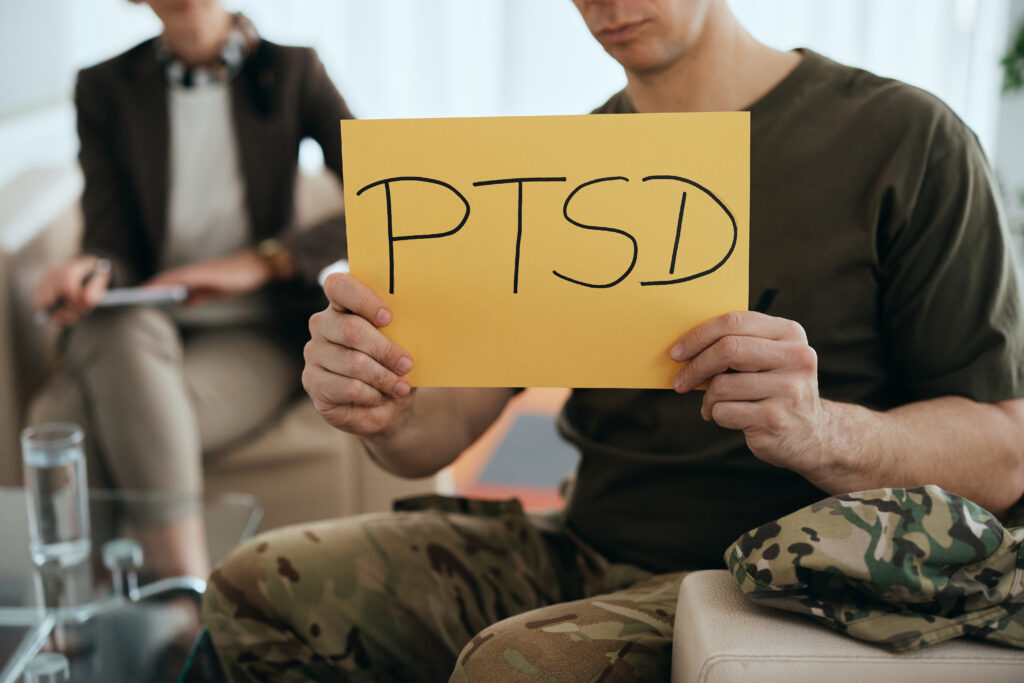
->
xmin=1003 ymin=18 xmax=1024 ymax=93
xmin=1001 ymin=17 xmax=1024 ymax=255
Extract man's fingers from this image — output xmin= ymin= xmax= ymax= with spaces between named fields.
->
xmin=305 ymin=366 xmax=388 ymax=408
xmin=314 ymin=400 xmax=403 ymax=437
xmin=670 ymin=311 xmax=807 ymax=362
xmin=709 ymin=399 xmax=800 ymax=448
xmin=304 ymin=275 xmax=414 ymax=437
xmin=701 ymin=370 xmax=815 ymax=419
xmin=701 ymin=371 xmax=778 ymax=419
xmin=304 ymin=364 xmax=410 ymax=436
xmin=311 ymin=310 xmax=412 ymax=378
xmin=323 ymin=273 xmax=392 ymax=326
xmin=674 ymin=338 xmax=813 ymax=392
xmin=341 ymin=314 xmax=412 ymax=378
xmin=707 ymin=401 xmax=762 ymax=431
xmin=306 ymin=341 xmax=409 ymax=399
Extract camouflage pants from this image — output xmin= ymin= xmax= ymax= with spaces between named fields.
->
xmin=202 ymin=496 xmax=685 ymax=682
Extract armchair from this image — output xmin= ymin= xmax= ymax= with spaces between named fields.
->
xmin=0 ymin=164 xmax=437 ymax=530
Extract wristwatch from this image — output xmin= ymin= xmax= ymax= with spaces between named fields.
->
xmin=256 ymin=238 xmax=293 ymax=281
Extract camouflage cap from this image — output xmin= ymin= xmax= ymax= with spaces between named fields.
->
xmin=724 ymin=485 xmax=1024 ymax=652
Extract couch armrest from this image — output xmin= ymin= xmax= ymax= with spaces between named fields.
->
xmin=0 ymin=166 xmax=83 ymax=481
xmin=671 ymin=570 xmax=1024 ymax=683
xmin=292 ymin=167 xmax=343 ymax=232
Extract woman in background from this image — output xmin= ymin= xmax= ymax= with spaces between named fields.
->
xmin=31 ymin=0 xmax=352 ymax=576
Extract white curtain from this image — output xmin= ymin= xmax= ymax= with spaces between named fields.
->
xmin=733 ymin=0 xmax=1010 ymax=154
xmin=0 ymin=0 xmax=1014 ymax=182
xmin=238 ymin=0 xmax=1010 ymax=153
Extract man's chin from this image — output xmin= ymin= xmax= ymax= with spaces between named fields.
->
xmin=603 ymin=43 xmax=669 ymax=75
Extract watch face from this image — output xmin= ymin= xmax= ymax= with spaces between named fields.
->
xmin=258 ymin=239 xmax=282 ymax=258
xmin=256 ymin=239 xmax=291 ymax=281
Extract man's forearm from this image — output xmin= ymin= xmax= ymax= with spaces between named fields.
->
xmin=361 ymin=387 xmax=517 ymax=479
xmin=806 ymin=397 xmax=1024 ymax=517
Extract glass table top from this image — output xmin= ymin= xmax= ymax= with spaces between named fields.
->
xmin=0 ymin=487 xmax=261 ymax=683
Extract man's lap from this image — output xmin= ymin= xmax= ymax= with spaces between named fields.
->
xmin=203 ymin=497 xmax=677 ymax=682
xmin=452 ymin=571 xmax=684 ymax=682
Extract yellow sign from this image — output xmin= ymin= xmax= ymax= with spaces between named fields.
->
xmin=341 ymin=113 xmax=749 ymax=388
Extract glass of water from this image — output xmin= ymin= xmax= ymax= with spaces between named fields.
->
xmin=20 ymin=423 xmax=91 ymax=567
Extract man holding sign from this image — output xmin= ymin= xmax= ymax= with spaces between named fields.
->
xmin=204 ymin=0 xmax=1024 ymax=680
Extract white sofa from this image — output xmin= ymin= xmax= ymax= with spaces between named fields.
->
xmin=672 ymin=570 xmax=1024 ymax=682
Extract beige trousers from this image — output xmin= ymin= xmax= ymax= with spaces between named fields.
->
xmin=28 ymin=307 xmax=301 ymax=494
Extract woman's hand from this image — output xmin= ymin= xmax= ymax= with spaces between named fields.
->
xmin=33 ymin=255 xmax=111 ymax=325
xmin=145 ymin=250 xmax=273 ymax=306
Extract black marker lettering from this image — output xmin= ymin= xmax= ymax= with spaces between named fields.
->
xmin=669 ymin=191 xmax=686 ymax=275
xmin=640 ymin=175 xmax=737 ymax=287
xmin=472 ymin=177 xmax=566 ymax=293
xmin=356 ymin=176 xmax=470 ymax=294
xmin=552 ymin=176 xmax=637 ymax=289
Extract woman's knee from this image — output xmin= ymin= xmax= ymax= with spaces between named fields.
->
xmin=64 ymin=307 xmax=180 ymax=366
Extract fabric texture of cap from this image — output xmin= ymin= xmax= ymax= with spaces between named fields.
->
xmin=724 ymin=485 xmax=1024 ymax=651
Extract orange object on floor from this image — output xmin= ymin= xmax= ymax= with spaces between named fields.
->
xmin=450 ymin=388 xmax=571 ymax=511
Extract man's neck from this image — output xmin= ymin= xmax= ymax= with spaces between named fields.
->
xmin=162 ymin=8 xmax=233 ymax=66
xmin=625 ymin=5 xmax=800 ymax=114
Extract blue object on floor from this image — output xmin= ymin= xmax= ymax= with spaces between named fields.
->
xmin=477 ymin=414 xmax=580 ymax=487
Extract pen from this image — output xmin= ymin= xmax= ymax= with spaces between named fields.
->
xmin=753 ymin=288 xmax=779 ymax=314
xmin=34 ymin=258 xmax=112 ymax=325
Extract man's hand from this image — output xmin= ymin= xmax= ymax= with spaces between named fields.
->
xmin=302 ymin=273 xmax=415 ymax=437
xmin=670 ymin=311 xmax=829 ymax=477
xmin=33 ymin=255 xmax=111 ymax=325
xmin=669 ymin=311 xmax=1024 ymax=516
xmin=144 ymin=250 xmax=273 ymax=306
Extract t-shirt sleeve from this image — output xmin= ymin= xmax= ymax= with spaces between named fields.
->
xmin=879 ymin=115 xmax=1024 ymax=403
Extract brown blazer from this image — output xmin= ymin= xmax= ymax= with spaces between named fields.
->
xmin=74 ymin=37 xmax=353 ymax=333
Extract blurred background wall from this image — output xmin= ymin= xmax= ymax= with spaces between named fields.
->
xmin=0 ymin=0 xmax=1021 ymax=225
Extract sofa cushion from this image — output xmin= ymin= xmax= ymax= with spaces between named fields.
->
xmin=671 ymin=570 xmax=1024 ymax=683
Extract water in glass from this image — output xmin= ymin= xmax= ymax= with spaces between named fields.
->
xmin=21 ymin=423 xmax=91 ymax=567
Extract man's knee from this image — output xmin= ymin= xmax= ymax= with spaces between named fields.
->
xmin=204 ymin=511 xmax=487 ymax=682
xmin=203 ymin=515 xmax=423 ymax=677
xmin=202 ymin=531 xmax=287 ymax=642
xmin=203 ymin=520 xmax=368 ymax=681
xmin=451 ymin=607 xmax=670 ymax=683
xmin=64 ymin=307 xmax=180 ymax=366
xmin=203 ymin=519 xmax=363 ymax=638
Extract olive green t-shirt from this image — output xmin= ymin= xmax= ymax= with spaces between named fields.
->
xmin=561 ymin=49 xmax=1024 ymax=573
